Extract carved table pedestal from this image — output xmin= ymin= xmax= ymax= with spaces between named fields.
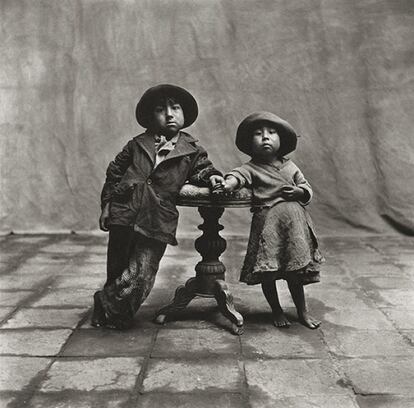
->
xmin=154 ymin=184 xmax=253 ymax=335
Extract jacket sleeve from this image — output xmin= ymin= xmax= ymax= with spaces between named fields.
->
xmin=187 ymin=145 xmax=222 ymax=186
xmin=100 ymin=140 xmax=133 ymax=209
xmin=292 ymin=163 xmax=313 ymax=206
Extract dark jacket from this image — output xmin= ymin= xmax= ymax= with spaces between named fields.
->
xmin=101 ymin=131 xmax=221 ymax=245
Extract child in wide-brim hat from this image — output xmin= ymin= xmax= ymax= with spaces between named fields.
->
xmin=235 ymin=111 xmax=298 ymax=157
xmin=135 ymin=83 xmax=199 ymax=129
xmin=218 ymin=111 xmax=324 ymax=329
xmin=92 ymin=84 xmax=224 ymax=329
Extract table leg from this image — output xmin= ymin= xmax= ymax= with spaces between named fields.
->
xmin=154 ymin=277 xmax=197 ymax=325
xmin=154 ymin=206 xmax=244 ymax=334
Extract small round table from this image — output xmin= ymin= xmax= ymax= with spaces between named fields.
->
xmin=154 ymin=184 xmax=253 ymax=335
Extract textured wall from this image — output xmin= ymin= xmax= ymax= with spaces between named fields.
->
xmin=1 ymin=0 xmax=414 ymax=236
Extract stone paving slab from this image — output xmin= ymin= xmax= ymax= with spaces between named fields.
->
xmin=80 ymin=244 xmax=107 ymax=254
xmin=354 ymin=275 xmax=414 ymax=289
xmin=62 ymin=328 xmax=154 ymax=357
xmin=53 ymin=275 xmax=104 ymax=289
xmin=339 ymin=250 xmax=380 ymax=267
xmin=381 ymin=307 xmax=414 ymax=330
xmin=10 ymin=263 xmax=54 ymax=276
xmin=319 ymin=273 xmax=356 ymax=289
xmin=369 ymin=288 xmax=414 ymax=308
xmin=241 ymin=325 xmax=328 ymax=359
xmin=401 ymin=330 xmax=414 ymax=343
xmin=152 ymin=328 xmax=240 ymax=358
xmin=0 ymin=357 xmax=51 ymax=391
xmin=400 ymin=264 xmax=414 ymax=277
xmin=142 ymin=359 xmax=242 ymax=393
xmin=340 ymin=357 xmax=414 ymax=395
xmin=308 ymin=287 xmax=376 ymax=310
xmin=39 ymin=357 xmax=144 ymax=392
xmin=0 ymin=291 xmax=35 ymax=307
xmin=23 ymin=255 xmax=70 ymax=265
xmin=0 ymin=308 xmax=14 ymax=322
xmin=29 ymin=289 xmax=92 ymax=307
xmin=69 ymin=264 xmax=106 ymax=276
xmin=356 ymin=395 xmax=414 ymax=408
xmin=79 ymin=254 xmax=107 ymax=263
xmin=321 ymin=326 xmax=414 ymax=357
xmin=389 ymin=253 xmax=414 ymax=267
xmin=322 ymin=308 xmax=396 ymax=330
xmin=249 ymin=394 xmax=359 ymax=408
xmin=2 ymin=308 xmax=87 ymax=329
xmin=1 ymin=251 xmax=35 ymax=263
xmin=0 ymin=394 xmax=15 ymax=408
xmin=0 ymin=329 xmax=72 ymax=356
xmin=0 ymin=275 xmax=50 ymax=290
xmin=136 ymin=392 xmax=245 ymax=408
xmin=244 ymin=359 xmax=350 ymax=398
xmin=29 ymin=391 xmax=130 ymax=408
xmin=344 ymin=262 xmax=405 ymax=278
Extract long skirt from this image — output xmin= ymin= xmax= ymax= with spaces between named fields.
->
xmin=240 ymin=201 xmax=324 ymax=286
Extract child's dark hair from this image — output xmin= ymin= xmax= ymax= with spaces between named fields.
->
xmin=151 ymin=95 xmax=181 ymax=111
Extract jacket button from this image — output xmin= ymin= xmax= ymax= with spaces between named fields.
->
xmin=147 ymin=178 xmax=152 ymax=185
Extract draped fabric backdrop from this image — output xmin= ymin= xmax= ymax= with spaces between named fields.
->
xmin=1 ymin=0 xmax=413 ymax=236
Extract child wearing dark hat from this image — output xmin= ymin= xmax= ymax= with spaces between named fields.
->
xmin=218 ymin=112 xmax=324 ymax=329
xmin=92 ymin=84 xmax=224 ymax=329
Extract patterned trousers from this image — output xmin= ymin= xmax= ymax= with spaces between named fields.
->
xmin=99 ymin=232 xmax=167 ymax=328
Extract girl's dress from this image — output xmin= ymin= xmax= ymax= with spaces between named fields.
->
xmin=228 ymin=158 xmax=323 ymax=285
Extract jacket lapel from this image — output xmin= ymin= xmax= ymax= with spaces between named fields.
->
xmin=161 ymin=132 xmax=198 ymax=163
xmin=135 ymin=132 xmax=155 ymax=165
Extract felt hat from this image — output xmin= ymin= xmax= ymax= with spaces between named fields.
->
xmin=236 ymin=111 xmax=298 ymax=156
xmin=135 ymin=84 xmax=198 ymax=129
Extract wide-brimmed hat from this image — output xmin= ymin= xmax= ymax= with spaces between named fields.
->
xmin=236 ymin=111 xmax=298 ymax=156
xmin=135 ymin=84 xmax=198 ymax=129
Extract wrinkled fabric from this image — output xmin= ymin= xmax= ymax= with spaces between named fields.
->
xmin=101 ymin=130 xmax=221 ymax=245
xmin=105 ymin=225 xmax=134 ymax=287
xmin=228 ymin=158 xmax=313 ymax=207
xmin=240 ymin=202 xmax=323 ymax=285
xmin=98 ymin=233 xmax=167 ymax=328
xmin=154 ymin=134 xmax=179 ymax=167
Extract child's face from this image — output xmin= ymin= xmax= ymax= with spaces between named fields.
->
xmin=152 ymin=98 xmax=185 ymax=137
xmin=251 ymin=125 xmax=280 ymax=158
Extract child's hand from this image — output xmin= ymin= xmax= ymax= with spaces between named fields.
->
xmin=221 ymin=175 xmax=239 ymax=194
xmin=99 ymin=203 xmax=110 ymax=232
xmin=209 ymin=175 xmax=225 ymax=193
xmin=281 ymin=185 xmax=304 ymax=201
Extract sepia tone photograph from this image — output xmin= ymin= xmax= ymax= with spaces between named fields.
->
xmin=1 ymin=0 xmax=414 ymax=407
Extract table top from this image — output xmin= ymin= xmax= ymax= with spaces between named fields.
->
xmin=177 ymin=184 xmax=253 ymax=208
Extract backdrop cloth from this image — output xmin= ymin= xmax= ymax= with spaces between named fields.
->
xmin=1 ymin=0 xmax=414 ymax=236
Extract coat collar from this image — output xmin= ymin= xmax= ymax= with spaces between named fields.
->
xmin=135 ymin=132 xmax=156 ymax=164
xmin=162 ymin=131 xmax=198 ymax=163
xmin=135 ymin=131 xmax=198 ymax=165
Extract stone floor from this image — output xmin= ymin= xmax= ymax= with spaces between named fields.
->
xmin=0 ymin=233 xmax=414 ymax=407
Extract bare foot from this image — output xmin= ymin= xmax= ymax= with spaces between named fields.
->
xmin=299 ymin=312 xmax=321 ymax=329
xmin=272 ymin=311 xmax=291 ymax=328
